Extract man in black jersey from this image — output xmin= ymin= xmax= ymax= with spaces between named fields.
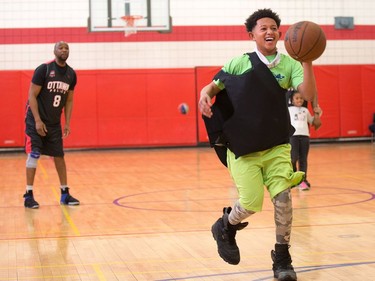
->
xmin=24 ymin=41 xmax=79 ymax=209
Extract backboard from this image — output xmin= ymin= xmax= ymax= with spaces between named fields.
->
xmin=88 ymin=0 xmax=171 ymax=33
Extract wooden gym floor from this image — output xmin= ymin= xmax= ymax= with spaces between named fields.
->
xmin=0 ymin=142 xmax=374 ymax=281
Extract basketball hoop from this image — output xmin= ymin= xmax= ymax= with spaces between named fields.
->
xmin=121 ymin=15 xmax=143 ymax=37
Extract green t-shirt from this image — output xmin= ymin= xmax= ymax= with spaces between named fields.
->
xmin=215 ymin=53 xmax=303 ymax=91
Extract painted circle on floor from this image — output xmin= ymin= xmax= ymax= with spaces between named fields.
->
xmin=113 ymin=186 xmax=375 ymax=212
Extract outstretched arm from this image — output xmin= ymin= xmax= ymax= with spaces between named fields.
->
xmin=198 ymin=81 xmax=221 ymax=118
xmin=312 ymin=103 xmax=323 ymax=130
xmin=297 ymin=61 xmax=318 ymax=102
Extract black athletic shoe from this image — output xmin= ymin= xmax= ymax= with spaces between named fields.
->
xmin=211 ymin=207 xmax=248 ymax=265
xmin=271 ymin=244 xmax=297 ymax=281
xmin=304 ymin=180 xmax=311 ymax=188
xmin=23 ymin=191 xmax=39 ymax=209
xmin=60 ymin=188 xmax=80 ymax=205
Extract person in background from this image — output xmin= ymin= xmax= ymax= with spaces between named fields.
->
xmin=23 ymin=41 xmax=79 ymax=209
xmin=199 ymin=9 xmax=319 ymax=281
xmin=288 ymin=89 xmax=322 ymax=190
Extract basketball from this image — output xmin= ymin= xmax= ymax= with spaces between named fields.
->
xmin=178 ymin=103 xmax=189 ymax=114
xmin=284 ymin=21 xmax=326 ymax=62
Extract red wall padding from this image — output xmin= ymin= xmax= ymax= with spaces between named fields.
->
xmin=310 ymin=66 xmax=341 ymax=138
xmin=1 ymin=71 xmax=31 ymax=147
xmin=361 ymin=66 xmax=375 ymax=133
xmin=65 ymin=69 xmax=198 ymax=148
xmin=0 ymin=65 xmax=374 ymax=149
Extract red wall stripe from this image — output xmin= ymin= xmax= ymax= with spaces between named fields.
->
xmin=1 ymin=65 xmax=374 ymax=148
xmin=1 ymin=25 xmax=374 ymax=44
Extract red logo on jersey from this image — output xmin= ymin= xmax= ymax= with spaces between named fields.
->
xmin=49 ymin=70 xmax=56 ymax=78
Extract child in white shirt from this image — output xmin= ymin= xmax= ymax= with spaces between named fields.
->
xmin=288 ymin=90 xmax=322 ymax=190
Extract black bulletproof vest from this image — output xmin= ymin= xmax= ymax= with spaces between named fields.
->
xmin=203 ymin=52 xmax=293 ymax=166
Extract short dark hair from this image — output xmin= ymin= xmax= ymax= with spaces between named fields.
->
xmin=244 ymin=8 xmax=281 ymax=32
xmin=289 ymin=89 xmax=298 ymax=104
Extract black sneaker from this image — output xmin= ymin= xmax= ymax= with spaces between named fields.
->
xmin=23 ymin=191 xmax=39 ymax=209
xmin=211 ymin=207 xmax=248 ymax=265
xmin=271 ymin=244 xmax=297 ymax=281
xmin=304 ymin=180 xmax=311 ymax=188
xmin=60 ymin=188 xmax=80 ymax=205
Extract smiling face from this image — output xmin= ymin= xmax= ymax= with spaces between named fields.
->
xmin=291 ymin=92 xmax=305 ymax=107
xmin=248 ymin=17 xmax=281 ymax=56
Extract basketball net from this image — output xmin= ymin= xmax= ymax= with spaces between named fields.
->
xmin=121 ymin=15 xmax=143 ymax=37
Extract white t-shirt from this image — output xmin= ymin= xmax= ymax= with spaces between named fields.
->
xmin=288 ymin=106 xmax=314 ymax=136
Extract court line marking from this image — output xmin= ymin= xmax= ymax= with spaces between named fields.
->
xmin=39 ymin=158 xmax=81 ymax=236
xmin=154 ymin=261 xmax=375 ymax=281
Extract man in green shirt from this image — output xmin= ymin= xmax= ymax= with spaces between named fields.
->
xmin=199 ymin=9 xmax=318 ymax=281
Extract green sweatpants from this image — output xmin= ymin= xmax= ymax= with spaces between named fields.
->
xmin=227 ymin=144 xmax=304 ymax=212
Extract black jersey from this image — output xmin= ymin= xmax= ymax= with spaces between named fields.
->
xmin=26 ymin=60 xmax=77 ymax=126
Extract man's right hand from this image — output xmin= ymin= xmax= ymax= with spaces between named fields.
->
xmin=35 ymin=120 xmax=47 ymax=136
xmin=199 ymin=93 xmax=213 ymax=118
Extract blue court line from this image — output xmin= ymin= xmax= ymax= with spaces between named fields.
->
xmin=113 ymin=186 xmax=375 ymax=212
xmin=155 ymin=261 xmax=375 ymax=281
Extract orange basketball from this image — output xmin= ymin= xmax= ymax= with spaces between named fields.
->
xmin=284 ymin=21 xmax=326 ymax=62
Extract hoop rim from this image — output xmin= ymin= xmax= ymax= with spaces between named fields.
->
xmin=121 ymin=15 xmax=143 ymax=22
xmin=120 ymin=15 xmax=143 ymax=37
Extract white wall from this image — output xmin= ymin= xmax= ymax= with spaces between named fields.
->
xmin=0 ymin=0 xmax=374 ymax=70
xmin=2 ymin=0 xmax=374 ymax=27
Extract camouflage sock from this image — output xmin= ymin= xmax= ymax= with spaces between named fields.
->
xmin=228 ymin=200 xmax=255 ymax=225
xmin=272 ymin=188 xmax=293 ymax=244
